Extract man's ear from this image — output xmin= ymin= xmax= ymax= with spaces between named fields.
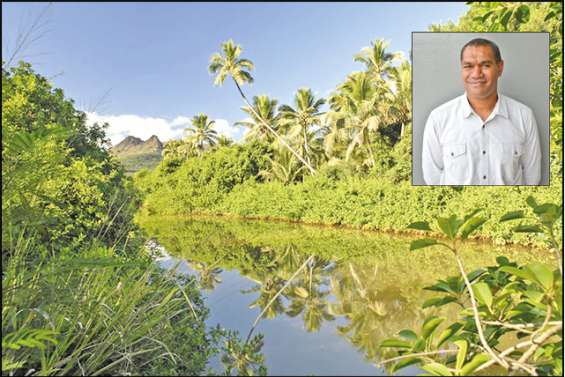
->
xmin=497 ymin=60 xmax=504 ymax=77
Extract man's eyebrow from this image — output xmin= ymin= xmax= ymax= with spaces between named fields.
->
xmin=461 ymin=59 xmax=495 ymax=65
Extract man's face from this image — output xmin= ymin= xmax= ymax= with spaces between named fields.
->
xmin=460 ymin=45 xmax=504 ymax=100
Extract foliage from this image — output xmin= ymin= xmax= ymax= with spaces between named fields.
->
xmin=380 ymin=197 xmax=563 ymax=376
xmin=2 ymin=62 xmax=141 ymax=254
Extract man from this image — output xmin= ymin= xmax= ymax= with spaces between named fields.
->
xmin=422 ymin=38 xmax=541 ymax=185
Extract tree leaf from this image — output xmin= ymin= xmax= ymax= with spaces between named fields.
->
xmin=436 ymin=216 xmax=460 ymax=240
xmin=422 ymin=296 xmax=458 ymax=309
xmin=514 ymin=4 xmax=530 ymax=23
xmin=499 ymin=266 xmax=535 ymax=282
xmin=421 ymin=362 xmax=453 ymax=376
xmin=410 ymin=238 xmax=438 ymax=251
xmin=454 ymin=339 xmax=468 ymax=371
xmin=526 ymin=195 xmax=538 ymax=208
xmin=294 ymin=286 xmax=309 ymax=298
xmin=500 ymin=10 xmax=513 ymax=29
xmin=391 ymin=357 xmax=421 ymax=373
xmin=437 ymin=323 xmax=463 ymax=347
xmin=512 ymin=224 xmax=543 ymax=233
xmin=422 ymin=316 xmax=445 ymax=339
xmin=544 ymin=11 xmax=555 ymax=22
xmin=460 ymin=353 xmax=490 ymax=375
xmin=380 ymin=339 xmax=412 ymax=348
xmin=499 ymin=211 xmax=524 ymax=222
xmin=406 ymin=221 xmax=432 ymax=231
xmin=398 ymin=329 xmax=417 ymax=341
xmin=523 ymin=263 xmax=554 ymax=291
xmin=460 ymin=216 xmax=487 ymax=240
xmin=472 ymin=282 xmax=493 ymax=309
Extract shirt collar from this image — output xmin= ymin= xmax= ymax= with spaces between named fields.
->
xmin=460 ymin=93 xmax=509 ymax=120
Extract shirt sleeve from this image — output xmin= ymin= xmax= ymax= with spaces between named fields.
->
xmin=521 ymin=109 xmax=542 ymax=185
xmin=421 ymin=111 xmax=444 ymax=185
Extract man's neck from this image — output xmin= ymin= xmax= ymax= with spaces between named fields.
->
xmin=467 ymin=92 xmax=499 ymax=122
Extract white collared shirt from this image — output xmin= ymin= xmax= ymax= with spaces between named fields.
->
xmin=422 ymin=93 xmax=541 ymax=185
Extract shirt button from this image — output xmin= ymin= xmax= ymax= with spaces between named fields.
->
xmin=482 ymin=150 xmax=486 ymax=155
xmin=451 ymin=152 xmax=454 ymax=156
xmin=482 ymin=125 xmax=485 ymax=129
xmin=483 ymin=175 xmax=487 ymax=180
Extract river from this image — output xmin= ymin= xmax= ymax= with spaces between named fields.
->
xmin=139 ymin=215 xmax=552 ymax=376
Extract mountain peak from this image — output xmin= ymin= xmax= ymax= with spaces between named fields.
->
xmin=111 ymin=135 xmax=163 ymax=155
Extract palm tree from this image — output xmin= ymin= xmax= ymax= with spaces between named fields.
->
xmin=235 ymin=95 xmax=279 ymax=143
xmin=354 ymin=38 xmax=401 ymax=82
xmin=278 ymin=88 xmax=326 ymax=170
xmin=208 ymin=39 xmax=316 ymax=174
xmin=185 ymin=113 xmax=218 ymax=154
xmin=329 ymin=71 xmax=390 ymax=167
xmin=389 ymin=60 xmax=412 ymax=139
xmin=258 ymin=150 xmax=306 ymax=185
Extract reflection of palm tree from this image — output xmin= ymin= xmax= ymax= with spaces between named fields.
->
xmin=285 ymin=258 xmax=335 ymax=332
xmin=190 ymin=260 xmax=223 ymax=291
xmin=329 ymin=261 xmax=427 ymax=362
xmin=243 ymin=275 xmax=287 ymax=319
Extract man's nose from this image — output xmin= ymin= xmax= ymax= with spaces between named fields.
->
xmin=471 ymin=65 xmax=483 ymax=77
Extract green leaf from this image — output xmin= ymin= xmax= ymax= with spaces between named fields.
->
xmin=380 ymin=339 xmax=412 ymax=348
xmin=294 ymin=286 xmax=309 ymax=298
xmin=499 ymin=210 xmax=524 ymax=222
xmin=410 ymin=238 xmax=438 ymax=251
xmin=421 ymin=362 xmax=453 ymax=376
xmin=512 ymin=224 xmax=543 ymax=233
xmin=524 ymin=263 xmax=554 ymax=291
xmin=499 ymin=266 xmax=534 ymax=281
xmin=398 ymin=329 xmax=417 ymax=341
xmin=437 ymin=323 xmax=463 ymax=347
xmin=422 ymin=316 xmax=445 ymax=339
xmin=526 ymin=195 xmax=538 ymax=208
xmin=407 ymin=221 xmax=432 ymax=231
xmin=460 ymin=353 xmax=490 ymax=375
xmin=454 ymin=340 xmax=468 ymax=371
xmin=472 ymin=282 xmax=493 ymax=309
xmin=422 ymin=296 xmax=458 ymax=309
xmin=514 ymin=4 xmax=530 ymax=23
xmin=467 ymin=269 xmax=485 ymax=282
xmin=391 ymin=357 xmax=421 ymax=373
xmin=544 ymin=11 xmax=555 ymax=22
xmin=481 ymin=10 xmax=494 ymax=22
xmin=436 ymin=215 xmax=461 ymax=240
xmin=460 ymin=216 xmax=487 ymax=240
xmin=500 ymin=10 xmax=513 ymax=28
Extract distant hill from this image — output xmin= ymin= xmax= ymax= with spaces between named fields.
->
xmin=111 ymin=135 xmax=163 ymax=174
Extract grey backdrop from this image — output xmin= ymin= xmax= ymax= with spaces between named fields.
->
xmin=412 ymin=32 xmax=550 ymax=185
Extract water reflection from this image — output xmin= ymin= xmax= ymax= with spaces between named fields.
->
xmin=139 ymin=216 xmax=550 ymax=375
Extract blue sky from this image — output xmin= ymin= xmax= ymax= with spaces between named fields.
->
xmin=2 ymin=2 xmax=468 ymax=145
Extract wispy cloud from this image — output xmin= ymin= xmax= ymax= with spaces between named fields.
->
xmin=86 ymin=112 xmax=244 ymax=146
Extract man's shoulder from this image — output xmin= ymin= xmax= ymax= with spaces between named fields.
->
xmin=428 ymin=95 xmax=464 ymax=119
xmin=501 ymin=94 xmax=534 ymax=114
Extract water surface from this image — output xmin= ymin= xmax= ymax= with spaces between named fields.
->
xmin=140 ymin=216 xmax=552 ymax=376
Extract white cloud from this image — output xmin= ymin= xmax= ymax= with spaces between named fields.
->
xmin=85 ymin=112 xmax=244 ymax=146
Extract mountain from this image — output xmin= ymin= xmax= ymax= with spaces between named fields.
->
xmin=111 ymin=135 xmax=163 ymax=174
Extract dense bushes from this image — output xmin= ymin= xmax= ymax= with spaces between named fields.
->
xmin=2 ymin=62 xmax=140 ymax=254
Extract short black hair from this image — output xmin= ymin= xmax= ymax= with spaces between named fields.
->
xmin=460 ymin=38 xmax=502 ymax=63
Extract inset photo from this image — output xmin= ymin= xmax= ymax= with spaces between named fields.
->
xmin=412 ymin=32 xmax=550 ymax=186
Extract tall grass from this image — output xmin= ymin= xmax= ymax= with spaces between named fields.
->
xmin=2 ymin=231 xmax=217 ymax=376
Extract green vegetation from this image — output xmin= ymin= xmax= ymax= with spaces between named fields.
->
xmin=136 ymin=2 xmax=562 ymax=249
xmin=2 ymin=62 xmax=265 ymax=375
xmin=380 ymin=197 xmax=562 ymax=376
xmin=116 ymin=152 xmax=162 ymax=175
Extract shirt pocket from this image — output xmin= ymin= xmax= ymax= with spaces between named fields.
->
xmin=442 ymin=143 xmax=471 ymax=184
xmin=444 ymin=143 xmax=467 ymax=160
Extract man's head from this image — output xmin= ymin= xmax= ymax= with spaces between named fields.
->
xmin=460 ymin=38 xmax=504 ymax=101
